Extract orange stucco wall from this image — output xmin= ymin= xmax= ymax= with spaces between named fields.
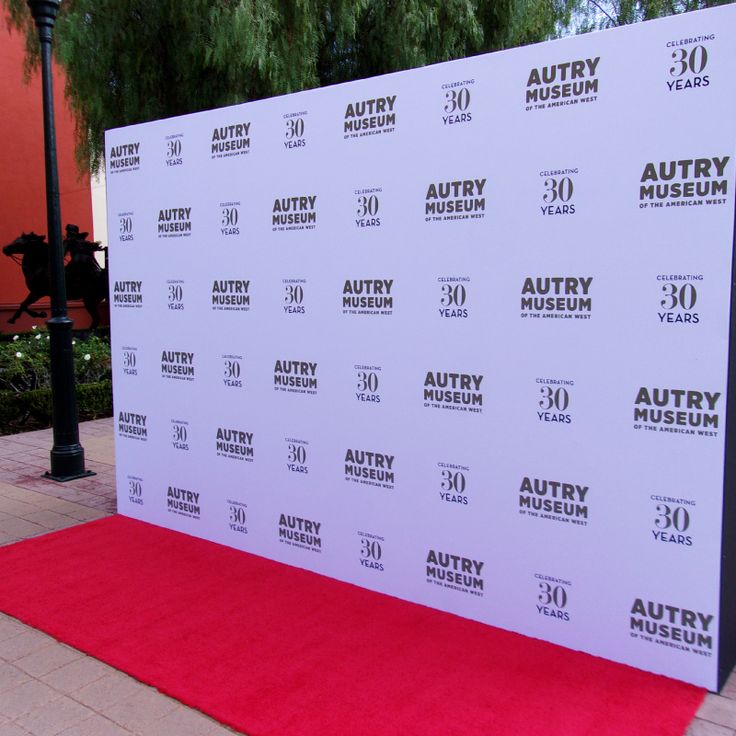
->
xmin=0 ymin=23 xmax=95 ymax=332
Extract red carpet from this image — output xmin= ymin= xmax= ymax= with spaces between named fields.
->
xmin=0 ymin=516 xmax=703 ymax=736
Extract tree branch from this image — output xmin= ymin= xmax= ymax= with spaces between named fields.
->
xmin=587 ymin=0 xmax=618 ymax=25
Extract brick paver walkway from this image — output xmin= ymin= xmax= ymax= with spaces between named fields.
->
xmin=0 ymin=418 xmax=734 ymax=735
xmin=0 ymin=420 xmax=237 ymax=736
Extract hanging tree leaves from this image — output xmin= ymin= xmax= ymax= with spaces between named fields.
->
xmin=573 ymin=0 xmax=733 ymax=31
xmin=3 ymin=0 xmax=576 ymax=173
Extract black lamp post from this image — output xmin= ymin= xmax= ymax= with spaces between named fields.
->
xmin=27 ymin=0 xmax=92 ymax=481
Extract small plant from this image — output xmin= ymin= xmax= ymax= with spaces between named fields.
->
xmin=73 ymin=335 xmax=112 ymax=384
xmin=0 ymin=328 xmax=113 ymax=435
xmin=0 ymin=326 xmax=51 ymax=392
xmin=0 ymin=327 xmax=111 ymax=393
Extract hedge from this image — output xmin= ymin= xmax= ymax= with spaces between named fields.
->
xmin=0 ymin=380 xmax=113 ymax=436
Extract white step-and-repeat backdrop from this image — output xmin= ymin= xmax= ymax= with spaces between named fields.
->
xmin=106 ymin=5 xmax=736 ymax=689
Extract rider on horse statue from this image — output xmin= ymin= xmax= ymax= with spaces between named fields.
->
xmin=2 ymin=225 xmax=108 ymax=329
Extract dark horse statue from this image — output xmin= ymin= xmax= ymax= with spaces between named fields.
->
xmin=2 ymin=228 xmax=109 ymax=330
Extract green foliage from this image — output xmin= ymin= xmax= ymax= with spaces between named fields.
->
xmin=0 ymin=328 xmax=111 ymax=393
xmin=2 ymin=0 xmax=575 ymax=174
xmin=0 ymin=380 xmax=113 ymax=435
xmin=0 ymin=327 xmax=112 ymax=434
xmin=76 ymin=379 xmax=114 ymax=418
xmin=574 ymin=0 xmax=734 ymax=31
xmin=0 ymin=330 xmax=50 ymax=393
xmin=73 ymin=334 xmax=111 ymax=384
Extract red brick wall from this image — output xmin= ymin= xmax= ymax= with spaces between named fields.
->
xmin=0 ymin=23 xmax=94 ymax=332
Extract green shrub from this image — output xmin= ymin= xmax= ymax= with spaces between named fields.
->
xmin=0 ymin=327 xmax=111 ymax=393
xmin=0 ymin=330 xmax=51 ymax=392
xmin=0 ymin=380 xmax=113 ymax=436
xmin=78 ymin=380 xmax=114 ymax=418
xmin=0 ymin=327 xmax=112 ymax=434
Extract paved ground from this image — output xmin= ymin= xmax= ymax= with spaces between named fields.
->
xmin=0 ymin=419 xmax=237 ymax=736
xmin=0 ymin=419 xmax=735 ymax=735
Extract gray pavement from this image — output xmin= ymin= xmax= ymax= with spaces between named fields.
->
xmin=0 ymin=420 xmax=238 ymax=736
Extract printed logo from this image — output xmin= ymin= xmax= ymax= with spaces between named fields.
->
xmin=284 ymin=112 xmax=307 ymax=149
xmin=212 ymin=279 xmax=250 ymax=311
xmin=127 ymin=475 xmax=143 ymax=506
xmin=344 ymin=449 xmax=395 ymax=490
xmin=526 ymin=57 xmax=599 ymax=110
xmin=112 ymin=280 xmax=143 ymax=309
xmin=639 ymin=156 xmax=730 ymax=208
xmin=425 ymin=179 xmax=486 ymax=222
xmin=535 ymin=574 xmax=571 ymax=622
xmin=438 ymin=463 xmax=469 ymax=506
xmin=278 ymin=514 xmax=322 ymax=553
xmin=540 ymin=169 xmax=577 ymax=216
xmin=285 ymin=438 xmax=309 ymax=475
xmin=121 ymin=346 xmax=138 ymax=376
xmin=344 ymin=96 xmax=397 ymax=139
xmin=171 ymin=419 xmax=189 ymax=451
xmin=166 ymin=485 xmax=200 ymax=519
xmin=651 ymin=495 xmax=694 ymax=547
xmin=157 ymin=207 xmax=192 ymax=238
xmin=216 ymin=427 xmax=253 ymax=462
xmin=657 ymin=275 xmax=701 ymax=325
xmin=520 ymin=277 xmax=592 ymax=320
xmin=166 ymin=280 xmax=184 ymax=311
xmin=161 ymin=350 xmax=195 ymax=381
xmin=227 ymin=500 xmax=248 ymax=535
xmin=441 ymin=80 xmax=474 ymax=126
xmin=219 ymin=202 xmax=241 ymax=236
xmin=283 ymin=279 xmax=306 ymax=315
xmin=118 ymin=411 xmax=147 ymax=441
xmin=358 ymin=531 xmax=384 ymax=571
xmin=355 ymin=188 xmax=381 ymax=228
xmin=211 ymin=122 xmax=250 ymax=159
xmin=633 ymin=388 xmax=720 ymax=437
xmin=355 ymin=365 xmax=381 ymax=404
xmin=426 ymin=550 xmax=484 ymax=597
xmin=164 ymin=134 xmax=183 ymax=167
xmin=273 ymin=360 xmax=318 ymax=395
xmin=342 ymin=279 xmax=393 ymax=316
xmin=666 ymin=37 xmax=713 ymax=92
xmin=222 ymin=355 xmax=243 ymax=388
xmin=536 ymin=379 xmax=573 ymax=424
xmin=117 ymin=212 xmax=134 ymax=242
xmin=272 ymin=195 xmax=317 ymax=231
xmin=438 ymin=277 xmax=469 ymax=319
xmin=423 ymin=371 xmax=483 ymax=413
xmin=109 ymin=142 xmax=140 ymax=174
xmin=518 ymin=477 xmax=589 ymax=526
xmin=630 ymin=599 xmax=713 ymax=656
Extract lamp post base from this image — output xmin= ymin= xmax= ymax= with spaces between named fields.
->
xmin=45 ymin=444 xmax=95 ymax=482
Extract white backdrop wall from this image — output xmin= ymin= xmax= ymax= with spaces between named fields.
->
xmin=106 ymin=5 xmax=736 ymax=690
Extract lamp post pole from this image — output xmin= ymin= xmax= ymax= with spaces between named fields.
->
xmin=27 ymin=0 xmax=91 ymax=481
